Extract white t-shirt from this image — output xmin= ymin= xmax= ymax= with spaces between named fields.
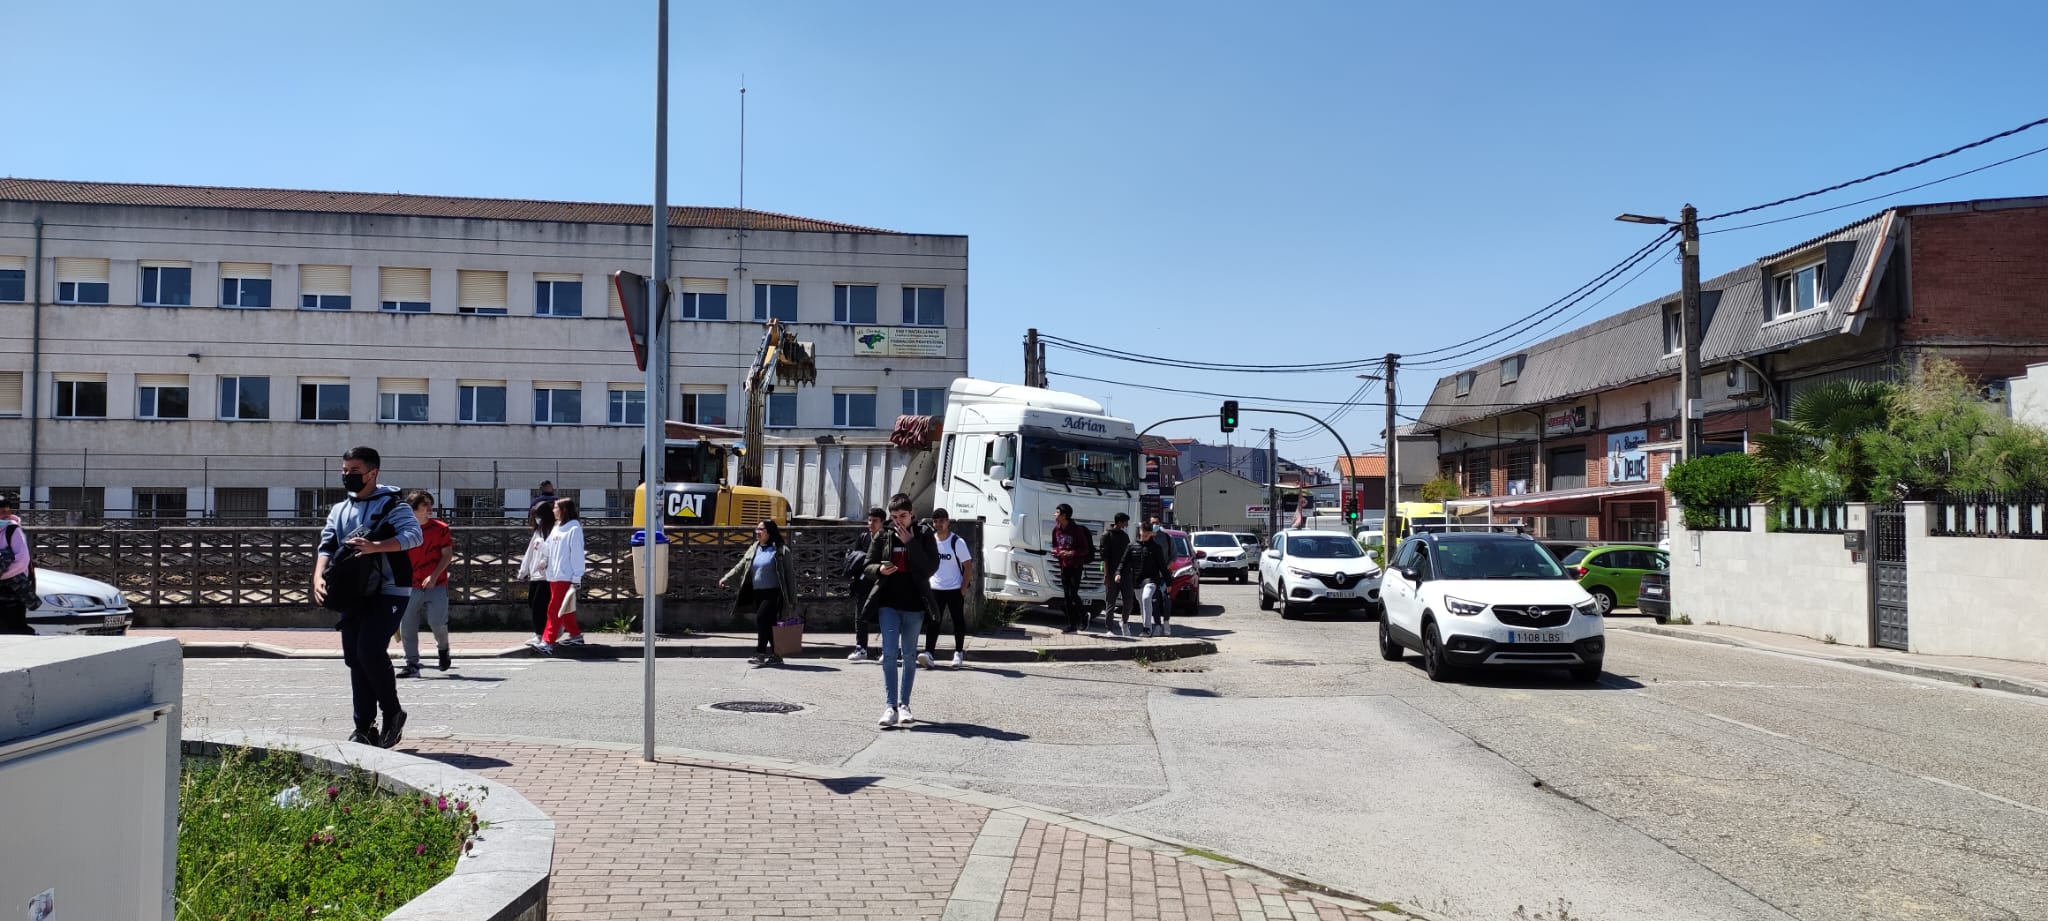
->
xmin=929 ymin=531 xmax=973 ymax=591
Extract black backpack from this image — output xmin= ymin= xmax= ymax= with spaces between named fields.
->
xmin=321 ymin=495 xmax=410 ymax=612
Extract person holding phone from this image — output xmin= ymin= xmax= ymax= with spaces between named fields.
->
xmin=864 ymin=495 xmax=938 ymax=727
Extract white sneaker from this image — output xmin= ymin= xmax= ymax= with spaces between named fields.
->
xmin=847 ymin=648 xmax=869 ymax=662
xmin=878 ymin=707 xmax=898 ymax=727
xmin=950 ymin=651 xmax=964 ymax=668
xmin=895 ymin=706 xmax=914 ymax=725
xmin=917 ymin=652 xmax=933 ymax=668
xmin=560 ymin=634 xmax=587 ymax=647
xmin=526 ymin=636 xmax=543 ymax=648
xmin=534 ymin=642 xmax=554 ymax=656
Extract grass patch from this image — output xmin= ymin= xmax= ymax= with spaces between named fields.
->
xmin=1181 ymin=845 xmax=1238 ymax=865
xmin=177 ymin=746 xmax=483 ymax=920
xmin=1670 ymin=613 xmax=1693 ymax=625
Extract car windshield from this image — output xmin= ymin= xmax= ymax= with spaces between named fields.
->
xmin=1016 ymin=436 xmax=1139 ymax=491
xmin=1286 ymin=535 xmax=1363 ymax=559
xmin=1192 ymin=534 xmax=1239 ymax=548
xmin=1434 ymin=540 xmax=1570 ymax=580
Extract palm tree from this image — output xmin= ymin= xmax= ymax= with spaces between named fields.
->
xmin=1754 ymin=380 xmax=1895 ymax=502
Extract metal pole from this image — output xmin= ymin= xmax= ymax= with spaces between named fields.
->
xmin=642 ymin=0 xmax=669 ymax=764
xmin=1266 ymin=428 xmax=1278 ymax=538
xmin=1383 ymin=354 xmax=1399 ymax=543
xmin=1023 ymin=329 xmax=1039 ymax=387
xmin=1679 ymin=205 xmax=1702 ymax=463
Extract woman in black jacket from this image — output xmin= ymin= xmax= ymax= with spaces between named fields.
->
xmin=720 ymin=520 xmax=800 ymax=666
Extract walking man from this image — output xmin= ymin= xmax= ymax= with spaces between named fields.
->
xmin=920 ymin=508 xmax=975 ymax=667
xmin=0 ymin=492 xmax=33 ymax=635
xmin=1136 ymin=520 xmax=1172 ymax=637
xmin=397 ymin=489 xmax=454 ymax=677
xmin=867 ymin=496 xmax=938 ymax=727
xmin=847 ymin=507 xmax=884 ymax=661
xmin=313 ymin=447 xmax=423 ymax=748
xmin=1100 ymin=512 xmax=1136 ymax=636
xmin=1051 ymin=504 xmax=1093 ymax=634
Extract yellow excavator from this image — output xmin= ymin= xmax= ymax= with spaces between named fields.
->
xmin=629 ymin=319 xmax=814 ymax=529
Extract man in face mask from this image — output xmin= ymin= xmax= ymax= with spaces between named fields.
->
xmin=313 ymin=446 xmax=423 ymax=749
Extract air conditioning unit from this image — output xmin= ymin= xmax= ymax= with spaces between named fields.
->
xmin=1726 ymin=365 xmax=1764 ymax=398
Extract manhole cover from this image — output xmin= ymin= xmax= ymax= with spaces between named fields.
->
xmin=1256 ymin=659 xmax=1317 ymax=667
xmin=708 ymin=701 xmax=804 ymax=714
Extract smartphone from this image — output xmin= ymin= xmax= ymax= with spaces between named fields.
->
xmin=891 ymin=547 xmax=907 ymax=570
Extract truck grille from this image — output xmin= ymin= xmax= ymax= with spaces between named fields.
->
xmin=1491 ymin=605 xmax=1573 ymax=628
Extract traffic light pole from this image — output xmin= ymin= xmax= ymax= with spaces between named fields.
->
xmin=1140 ymin=407 xmax=1360 ymax=531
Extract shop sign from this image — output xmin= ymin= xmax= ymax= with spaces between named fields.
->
xmin=1607 ymin=429 xmax=1650 ymax=483
xmin=1545 ymin=405 xmax=1589 ymax=435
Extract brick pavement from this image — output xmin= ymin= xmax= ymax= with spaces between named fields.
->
xmin=400 ymin=736 xmax=1417 ymax=921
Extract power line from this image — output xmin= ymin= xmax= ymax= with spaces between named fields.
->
xmin=1702 ymin=115 xmax=2048 ymax=223
xmin=1703 ymin=142 xmax=2048 ymax=236
xmin=1040 ymin=335 xmax=1383 ymax=374
xmin=1043 ymin=370 xmax=1535 ymax=409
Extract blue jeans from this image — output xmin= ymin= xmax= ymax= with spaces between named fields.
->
xmin=878 ymin=606 xmax=924 ymax=709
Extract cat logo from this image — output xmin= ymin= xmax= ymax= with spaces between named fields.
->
xmin=665 ymin=490 xmax=709 ymax=519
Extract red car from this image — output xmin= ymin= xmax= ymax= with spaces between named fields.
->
xmin=1160 ymin=528 xmax=1202 ymax=613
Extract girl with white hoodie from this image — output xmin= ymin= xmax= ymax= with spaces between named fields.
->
xmin=541 ymin=497 xmax=587 ymax=648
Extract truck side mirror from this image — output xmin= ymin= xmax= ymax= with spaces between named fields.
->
xmin=986 ymin=436 xmax=1015 ymax=479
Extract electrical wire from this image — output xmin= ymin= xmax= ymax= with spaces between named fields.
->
xmin=1702 ymin=115 xmax=2048 ymax=223
xmin=1043 ymin=369 xmax=1535 ymax=409
xmin=1703 ymin=142 xmax=2048 ymax=236
xmin=1039 ymin=335 xmax=1385 ymax=374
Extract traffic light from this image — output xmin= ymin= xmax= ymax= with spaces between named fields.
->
xmin=1220 ymin=400 xmax=1239 ymax=433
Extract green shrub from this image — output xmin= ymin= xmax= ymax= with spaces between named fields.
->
xmin=1419 ymin=477 xmax=1462 ymax=501
xmin=1663 ymin=452 xmax=1763 ymax=529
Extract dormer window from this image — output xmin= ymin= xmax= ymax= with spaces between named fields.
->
xmin=1455 ymin=371 xmax=1475 ymax=397
xmin=1662 ymin=304 xmax=1683 ymax=355
xmin=1771 ymin=262 xmax=1826 ymax=319
xmin=1499 ymin=355 xmax=1525 ymax=385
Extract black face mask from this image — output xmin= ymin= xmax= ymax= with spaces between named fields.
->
xmin=342 ymin=472 xmax=368 ymax=494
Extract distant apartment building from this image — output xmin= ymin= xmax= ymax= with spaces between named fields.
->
xmin=0 ymin=179 xmax=968 ymax=518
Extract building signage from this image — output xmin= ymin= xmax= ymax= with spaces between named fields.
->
xmin=1244 ymin=505 xmax=1269 ymax=519
xmin=1545 ymin=405 xmax=1589 ymax=435
xmin=853 ymin=326 xmax=947 ymax=358
xmin=1607 ymin=429 xmax=1650 ymax=483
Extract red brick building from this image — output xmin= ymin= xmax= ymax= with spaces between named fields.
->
xmin=1415 ymin=196 xmax=2048 ymax=541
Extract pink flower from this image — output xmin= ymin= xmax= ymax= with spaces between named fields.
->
xmin=435 ymin=796 xmax=448 ymax=812
xmin=325 ymin=785 xmax=339 ymax=799
xmin=415 ymin=843 xmax=428 ymax=856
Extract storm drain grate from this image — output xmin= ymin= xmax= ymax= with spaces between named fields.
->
xmin=1256 ymin=659 xmax=1317 ymax=667
xmin=1146 ymin=665 xmax=1210 ymax=673
xmin=709 ymin=701 xmax=805 ymax=714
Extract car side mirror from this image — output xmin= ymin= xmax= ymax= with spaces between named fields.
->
xmin=1401 ymin=566 xmax=1423 ymax=583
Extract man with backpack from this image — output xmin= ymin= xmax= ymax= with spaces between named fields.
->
xmin=1051 ymin=503 xmax=1093 ymax=634
xmin=919 ymin=508 xmax=975 ymax=667
xmin=845 ymin=507 xmax=884 ymax=661
xmin=1100 ymin=512 xmax=1137 ymax=636
xmin=1136 ymin=520 xmax=1174 ymax=637
xmin=312 ymin=446 xmax=423 ymax=749
xmin=0 ymin=492 xmax=35 ymax=635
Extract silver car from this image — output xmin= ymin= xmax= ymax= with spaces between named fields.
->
xmin=26 ymin=568 xmax=134 ymax=635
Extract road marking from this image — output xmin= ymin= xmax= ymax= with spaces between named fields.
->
xmin=1706 ymin=714 xmax=2048 ymax=818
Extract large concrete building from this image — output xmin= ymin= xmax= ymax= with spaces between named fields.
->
xmin=0 ymin=179 xmax=968 ymax=519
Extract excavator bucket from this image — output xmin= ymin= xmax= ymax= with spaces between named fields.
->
xmin=773 ymin=333 xmax=818 ymax=386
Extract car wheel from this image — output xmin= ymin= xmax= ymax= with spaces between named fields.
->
xmin=1378 ymin=616 xmax=1403 ymax=661
xmin=1258 ymin=582 xmax=1273 ymax=610
xmin=1278 ymin=586 xmax=1297 ymax=619
xmin=1652 ymin=613 xmax=1669 ymax=625
xmin=1590 ymin=587 xmax=1617 ymax=615
xmin=1423 ymin=621 xmax=1458 ymax=682
xmin=1569 ymin=659 xmax=1604 ymax=683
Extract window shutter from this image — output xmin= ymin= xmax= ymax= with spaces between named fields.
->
xmin=55 ymin=371 xmax=109 ymax=383
xmin=533 ymin=380 xmax=578 ymax=391
xmin=0 ymin=371 xmax=21 ymax=414
xmin=219 ymin=261 xmax=271 ymax=279
xmin=56 ymin=257 xmax=109 ymax=282
xmin=0 ymin=256 xmax=26 ymax=270
xmin=301 ymin=265 xmax=351 ymax=294
xmin=136 ymin=373 xmax=188 ymax=388
xmin=457 ymin=379 xmax=505 ymax=388
xmin=535 ymin=272 xmax=580 ymax=283
xmin=140 ymin=259 xmax=192 ymax=269
xmin=607 ymin=281 xmax=623 ymax=318
xmin=380 ymin=377 xmax=429 ymax=395
xmin=299 ymin=376 xmax=347 ymax=386
xmin=380 ymin=267 xmax=431 ymax=302
xmin=681 ymin=278 xmax=726 ymax=294
xmin=458 ymin=270 xmax=508 ymax=309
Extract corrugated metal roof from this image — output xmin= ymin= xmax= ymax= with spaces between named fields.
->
xmin=0 ymin=177 xmax=904 ymax=234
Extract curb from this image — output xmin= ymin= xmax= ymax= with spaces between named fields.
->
xmin=170 ymin=636 xmax=1220 ymax=664
xmin=1614 ymin=624 xmax=2048 ymax=699
xmin=431 ymin=732 xmax=1441 ymax=921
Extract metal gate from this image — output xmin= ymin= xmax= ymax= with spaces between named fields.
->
xmin=1870 ymin=502 xmax=1908 ymax=650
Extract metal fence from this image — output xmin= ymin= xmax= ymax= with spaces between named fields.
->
xmin=1770 ymin=503 xmax=1848 ymax=534
xmin=1930 ymin=492 xmax=2048 ymax=539
xmin=1694 ymin=505 xmax=1753 ymax=532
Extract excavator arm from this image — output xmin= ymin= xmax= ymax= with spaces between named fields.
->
xmin=740 ymin=318 xmax=818 ymax=486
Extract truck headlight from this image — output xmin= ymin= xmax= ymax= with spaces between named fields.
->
xmin=1011 ymin=563 xmax=1040 ymax=585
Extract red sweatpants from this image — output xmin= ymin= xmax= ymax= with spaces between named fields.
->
xmin=544 ymin=580 xmax=582 ymax=643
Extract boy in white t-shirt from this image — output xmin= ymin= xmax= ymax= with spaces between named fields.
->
xmin=919 ymin=508 xmax=975 ymax=668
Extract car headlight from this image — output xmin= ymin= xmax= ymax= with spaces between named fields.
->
xmin=1574 ymin=599 xmax=1601 ymax=616
xmin=1287 ymin=567 xmax=1315 ymax=578
xmin=42 ymin=593 xmax=103 ymax=611
xmin=1011 ymin=562 xmax=1040 ymax=585
xmin=1443 ymin=595 xmax=1487 ymax=617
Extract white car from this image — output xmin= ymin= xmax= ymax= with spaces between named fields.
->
xmin=1378 ymin=531 xmax=1604 ymax=683
xmin=26 ymin=568 xmax=135 ymax=636
xmin=1256 ymin=529 xmax=1381 ymax=619
xmin=1189 ymin=531 xmax=1252 ymax=583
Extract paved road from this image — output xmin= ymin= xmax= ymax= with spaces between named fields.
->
xmin=180 ymin=582 xmax=2048 ymax=921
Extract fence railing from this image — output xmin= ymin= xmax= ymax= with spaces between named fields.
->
xmin=1930 ymin=492 xmax=2048 ymax=539
xmin=1693 ymin=505 xmax=1752 ymax=532
xmin=1770 ymin=503 xmax=1848 ymax=534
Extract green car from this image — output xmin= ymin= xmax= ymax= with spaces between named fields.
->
xmin=1560 ymin=545 xmax=1668 ymax=614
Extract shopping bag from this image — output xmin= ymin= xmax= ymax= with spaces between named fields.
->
xmin=563 ymin=586 xmax=579 ymax=614
xmin=772 ymin=618 xmax=804 ymax=657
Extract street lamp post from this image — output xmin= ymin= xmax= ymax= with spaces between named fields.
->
xmin=1616 ymin=207 xmax=1701 ymax=463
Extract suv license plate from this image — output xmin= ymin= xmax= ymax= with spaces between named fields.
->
xmin=1325 ymin=589 xmax=1352 ymax=598
xmin=1509 ymin=630 xmax=1564 ymax=644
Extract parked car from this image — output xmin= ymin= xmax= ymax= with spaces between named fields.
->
xmin=1233 ymin=532 xmax=1262 ymax=555
xmin=1637 ymin=571 xmax=1670 ymax=624
xmin=1190 ymin=531 xmax=1252 ymax=583
xmin=1160 ymin=528 xmax=1201 ymax=613
xmin=26 ymin=568 xmax=135 ymax=636
xmin=1379 ymin=531 xmax=1605 ymax=683
xmin=1256 ymin=529 xmax=1381 ymax=619
xmin=1559 ymin=545 xmax=1668 ymax=614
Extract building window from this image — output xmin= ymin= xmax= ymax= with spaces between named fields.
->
xmin=767 ymin=392 xmax=797 ymax=428
xmin=50 ymin=486 xmax=106 ymax=519
xmin=1662 ymin=305 xmax=1683 ymax=354
xmin=299 ymin=380 xmax=350 ymax=422
xmin=834 ymin=284 xmax=877 ymax=324
xmin=1771 ymin=262 xmax=1825 ymax=318
xmin=833 ymin=389 xmax=878 ymax=428
xmin=137 ymin=375 xmax=190 ymax=420
xmin=54 ymin=374 xmax=108 ymax=418
xmin=378 ymin=378 xmax=429 ymax=423
xmin=296 ymin=487 xmax=346 ymax=518
xmin=219 ymin=262 xmax=273 ymax=308
xmin=535 ymin=274 xmax=583 ymax=317
xmin=901 ymin=286 xmax=945 ymax=326
xmin=55 ymin=258 xmax=110 ymax=304
xmin=533 ymin=384 xmax=582 ymax=425
xmin=213 ymin=487 xmax=269 ymax=519
xmin=681 ymin=387 xmax=728 ymax=426
xmin=754 ymin=282 xmax=797 ymax=322
xmin=1466 ymin=454 xmax=1493 ymax=497
xmin=1454 ymin=371 xmax=1475 ymax=398
xmin=456 ymin=269 xmax=508 ymax=316
xmin=608 ymin=386 xmax=646 ymax=426
xmin=680 ymin=279 xmax=728 ymax=320
xmin=0 ymin=370 xmax=22 ymax=416
xmin=300 ymin=264 xmax=352 ymax=310
xmin=380 ymin=267 xmax=431 ymax=313
xmin=1505 ymin=449 xmax=1534 ymax=495
xmin=219 ymin=376 xmax=270 ymax=420
xmin=902 ymin=387 xmax=945 ymax=417
xmin=134 ymin=488 xmax=189 ymax=520
xmin=604 ymin=488 xmax=634 ymax=519
xmin=0 ymin=256 xmax=26 ymax=302
xmin=454 ymin=489 xmax=505 ymax=520
xmin=1499 ymin=355 xmax=1524 ymax=385
xmin=459 ymin=382 xmax=507 ymax=424
xmin=140 ymin=263 xmax=193 ymax=306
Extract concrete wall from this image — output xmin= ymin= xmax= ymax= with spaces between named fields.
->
xmin=1667 ymin=503 xmax=1873 ymax=646
xmin=2011 ymin=361 xmax=2048 ymax=429
xmin=1907 ymin=502 xmax=2048 ymax=663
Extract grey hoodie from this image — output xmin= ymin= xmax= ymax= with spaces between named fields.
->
xmin=318 ymin=484 xmax=424 ymax=597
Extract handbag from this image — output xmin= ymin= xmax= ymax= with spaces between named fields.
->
xmin=562 ymin=585 xmax=578 ymax=614
xmin=321 ymin=496 xmax=400 ymax=613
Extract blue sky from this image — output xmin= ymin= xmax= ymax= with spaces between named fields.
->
xmin=11 ymin=0 xmax=2048 ymax=472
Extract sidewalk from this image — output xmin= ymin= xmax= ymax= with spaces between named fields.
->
xmin=397 ymin=734 xmax=1424 ymax=921
xmin=132 ymin=622 xmax=1218 ymax=664
xmin=1612 ymin=621 xmax=2048 ymax=698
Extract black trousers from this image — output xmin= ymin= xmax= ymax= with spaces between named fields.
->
xmin=1061 ymin=567 xmax=1085 ymax=631
xmin=338 ymin=595 xmax=406 ymax=731
xmin=526 ymin=580 xmax=551 ymax=637
xmin=0 ymin=595 xmax=31 ymax=634
xmin=925 ymin=588 xmax=965 ymax=654
xmin=753 ymin=592 xmax=784 ymax=655
xmin=850 ymin=580 xmax=871 ymax=649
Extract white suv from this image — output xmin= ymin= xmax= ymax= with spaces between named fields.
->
xmin=1256 ymin=529 xmax=1381 ymax=619
xmin=1189 ymin=531 xmax=1251 ymax=583
xmin=1378 ymin=531 xmax=1604 ymax=682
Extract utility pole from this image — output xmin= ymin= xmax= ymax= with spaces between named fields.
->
xmin=1023 ymin=329 xmax=1040 ymax=387
xmin=1679 ymin=204 xmax=1702 ymax=463
xmin=1266 ymin=428 xmax=1278 ymax=538
xmin=1383 ymin=354 xmax=1399 ymax=538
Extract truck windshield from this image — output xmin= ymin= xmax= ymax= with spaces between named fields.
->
xmin=1017 ymin=436 xmax=1138 ymax=491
